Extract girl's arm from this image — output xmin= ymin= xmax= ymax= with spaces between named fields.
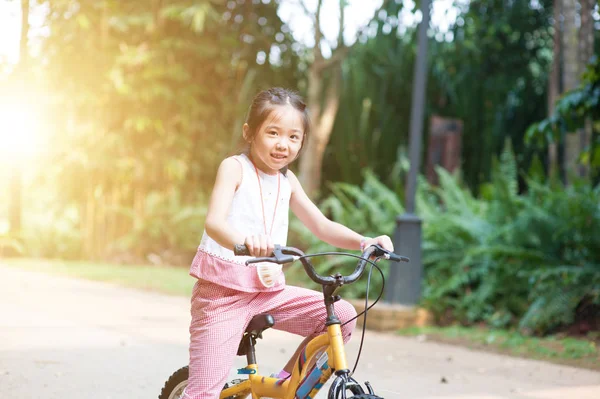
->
xmin=204 ymin=157 xmax=246 ymax=250
xmin=288 ymin=170 xmax=393 ymax=251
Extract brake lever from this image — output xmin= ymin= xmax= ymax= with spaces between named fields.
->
xmin=273 ymin=247 xmax=295 ymax=264
xmin=245 ymin=257 xmax=273 ymax=265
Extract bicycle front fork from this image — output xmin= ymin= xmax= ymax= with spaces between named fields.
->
xmin=328 ymin=370 xmax=377 ymax=398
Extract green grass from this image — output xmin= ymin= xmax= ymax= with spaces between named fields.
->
xmin=398 ymin=325 xmax=600 ymax=370
xmin=1 ymin=257 xmax=195 ymax=296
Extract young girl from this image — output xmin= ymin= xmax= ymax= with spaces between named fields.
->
xmin=184 ymin=87 xmax=393 ymax=399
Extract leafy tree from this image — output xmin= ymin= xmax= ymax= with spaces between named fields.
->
xmin=21 ymin=0 xmax=299 ymax=260
xmin=294 ymin=0 xmax=392 ymax=197
xmin=423 ymin=0 xmax=555 ymax=189
xmin=6 ymin=0 xmax=31 ymax=235
xmin=527 ymin=56 xmax=600 ymax=184
xmin=557 ymin=0 xmax=596 ymax=179
xmin=323 ymin=0 xmax=412 ymax=186
xmin=323 ymin=0 xmax=559 ymax=193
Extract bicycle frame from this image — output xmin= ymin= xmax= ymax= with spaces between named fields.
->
xmin=219 ymin=323 xmax=346 ymax=399
xmin=212 ymin=244 xmax=407 ymax=399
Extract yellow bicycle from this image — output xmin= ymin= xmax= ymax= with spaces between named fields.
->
xmin=159 ymin=244 xmax=409 ymax=399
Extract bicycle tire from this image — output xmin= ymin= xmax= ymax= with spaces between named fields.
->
xmin=347 ymin=395 xmax=383 ymax=399
xmin=158 ymin=366 xmax=188 ymax=399
xmin=158 ymin=366 xmax=249 ymax=399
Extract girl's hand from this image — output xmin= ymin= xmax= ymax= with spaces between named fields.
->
xmin=362 ymin=235 xmax=394 ymax=253
xmin=244 ymin=234 xmax=274 ymax=257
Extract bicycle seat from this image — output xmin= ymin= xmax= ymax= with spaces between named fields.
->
xmin=245 ymin=314 xmax=275 ymax=336
xmin=237 ymin=314 xmax=274 ymax=356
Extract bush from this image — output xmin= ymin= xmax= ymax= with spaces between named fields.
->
xmin=112 ymin=190 xmax=207 ymax=265
xmin=292 ymin=145 xmax=600 ymax=335
xmin=20 ymin=206 xmax=83 ymax=260
xmin=289 ymin=169 xmax=404 ymax=299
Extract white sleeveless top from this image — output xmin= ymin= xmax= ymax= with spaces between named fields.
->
xmin=189 ymin=153 xmax=291 ymax=291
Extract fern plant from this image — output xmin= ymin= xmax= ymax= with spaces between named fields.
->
xmin=289 ymin=169 xmax=404 ymax=298
xmin=293 ymin=143 xmax=600 ymax=335
xmin=422 ymin=144 xmax=600 ymax=332
xmin=515 ymin=178 xmax=600 ymax=334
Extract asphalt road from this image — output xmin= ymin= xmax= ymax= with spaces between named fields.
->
xmin=1 ymin=265 xmax=599 ymax=399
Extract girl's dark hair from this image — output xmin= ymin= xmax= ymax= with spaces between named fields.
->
xmin=243 ymin=88 xmax=310 ymax=173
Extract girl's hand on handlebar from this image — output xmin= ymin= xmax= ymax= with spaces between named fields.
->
xmin=362 ymin=235 xmax=394 ymax=253
xmin=244 ymin=234 xmax=274 ymax=257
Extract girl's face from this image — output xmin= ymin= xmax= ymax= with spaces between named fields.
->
xmin=244 ymin=104 xmax=305 ymax=175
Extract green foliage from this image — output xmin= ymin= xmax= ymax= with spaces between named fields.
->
xmin=114 ymin=190 xmax=207 ymax=258
xmin=18 ymin=0 xmax=300 ymax=260
xmin=324 ymin=0 xmax=555 ymax=191
xmin=295 ymin=144 xmax=600 ymax=335
xmin=5 ymin=0 xmax=598 ymax=275
xmin=526 ymin=56 xmax=600 ymax=174
xmin=428 ymin=0 xmax=554 ymax=189
xmin=423 ymin=145 xmax=600 ymax=334
xmin=20 ymin=206 xmax=83 ymax=260
xmin=324 ymin=1 xmax=413 ymax=186
xmin=516 ymin=179 xmax=600 ymax=334
xmin=289 ymin=169 xmax=404 ymax=298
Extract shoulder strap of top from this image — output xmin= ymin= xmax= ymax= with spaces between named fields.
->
xmin=234 ymin=153 xmax=253 ymax=170
xmin=230 ymin=155 xmax=245 ymax=182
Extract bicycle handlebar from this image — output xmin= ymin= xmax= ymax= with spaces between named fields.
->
xmin=233 ymin=243 xmax=409 ymax=286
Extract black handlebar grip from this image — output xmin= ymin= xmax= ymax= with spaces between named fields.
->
xmin=388 ymin=253 xmax=410 ymax=263
xmin=245 ymin=257 xmax=273 ymax=265
xmin=233 ymin=244 xmax=250 ymax=256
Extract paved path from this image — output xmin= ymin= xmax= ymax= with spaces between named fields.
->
xmin=1 ymin=265 xmax=599 ymax=399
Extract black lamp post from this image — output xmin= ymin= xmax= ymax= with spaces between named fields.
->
xmin=385 ymin=0 xmax=431 ymax=305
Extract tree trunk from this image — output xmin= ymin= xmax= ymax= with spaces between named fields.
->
xmin=9 ymin=0 xmax=30 ymax=235
xmin=8 ymin=166 xmax=22 ymax=235
xmin=100 ymin=0 xmax=109 ymax=48
xmin=561 ymin=0 xmax=580 ymax=179
xmin=17 ymin=0 xmax=29 ymax=81
xmin=297 ymin=0 xmax=343 ymax=198
xmin=299 ymin=64 xmax=342 ymax=197
xmin=577 ymin=0 xmax=595 ymax=177
xmin=296 ymin=0 xmax=389 ymax=198
xmin=577 ymin=0 xmax=595 ymax=71
xmin=83 ymin=181 xmax=96 ymax=259
xmin=547 ymin=0 xmax=561 ymax=178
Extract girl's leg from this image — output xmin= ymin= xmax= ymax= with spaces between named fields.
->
xmin=254 ymin=285 xmax=357 ymax=340
xmin=251 ymin=285 xmax=357 ymax=372
xmin=184 ymin=280 xmax=253 ymax=399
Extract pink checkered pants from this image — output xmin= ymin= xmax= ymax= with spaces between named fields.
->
xmin=183 ymin=279 xmax=357 ymax=399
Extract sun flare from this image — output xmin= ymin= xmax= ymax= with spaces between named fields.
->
xmin=0 ymin=102 xmax=41 ymax=160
